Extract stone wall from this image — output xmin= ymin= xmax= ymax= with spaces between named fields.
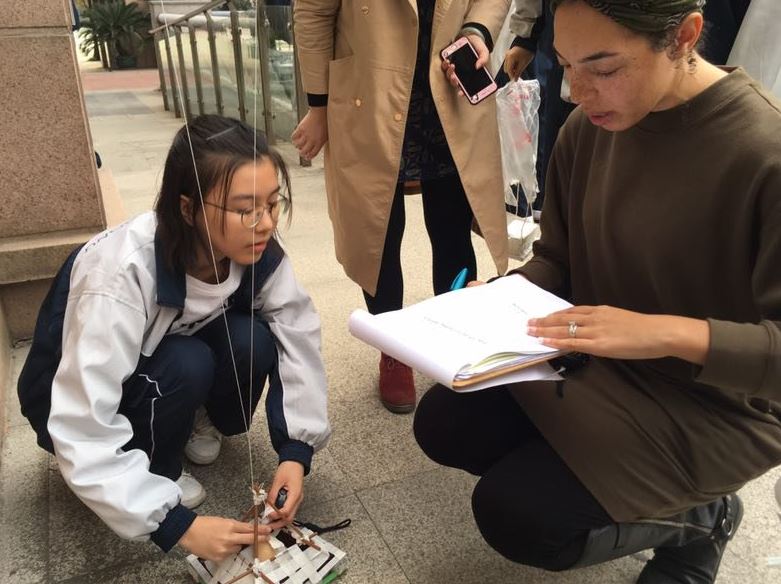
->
xmin=0 ymin=0 xmax=107 ymax=341
xmin=0 ymin=0 xmax=119 ymax=447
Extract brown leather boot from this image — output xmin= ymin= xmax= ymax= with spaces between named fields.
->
xmin=379 ymin=353 xmax=416 ymax=414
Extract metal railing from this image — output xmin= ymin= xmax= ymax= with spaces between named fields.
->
xmin=149 ymin=0 xmax=308 ymax=163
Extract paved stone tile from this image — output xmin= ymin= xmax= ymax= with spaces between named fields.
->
xmin=296 ymin=494 xmax=409 ymax=584
xmin=6 ymin=343 xmax=30 ymax=429
xmin=327 ymin=405 xmax=438 ymax=493
xmin=80 ymin=69 xmax=160 ymax=93
xmin=85 ymin=92 xmax=155 ymax=117
xmin=718 ymin=549 xmax=768 ymax=584
xmin=52 ymin=553 xmax=191 ymax=584
xmin=47 ymin=466 xmax=160 ymax=581
xmin=728 ymin=465 xmax=781 ymax=581
xmin=0 ymin=425 xmax=49 ymax=584
xmin=358 ymin=466 xmax=642 ymax=584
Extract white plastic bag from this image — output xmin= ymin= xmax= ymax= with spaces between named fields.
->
xmin=727 ymin=0 xmax=781 ymax=98
xmin=495 ymin=78 xmax=541 ymax=212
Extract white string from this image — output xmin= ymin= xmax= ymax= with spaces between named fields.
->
xmin=248 ymin=0 xmax=261 ymax=489
xmin=158 ymin=0 xmax=257 ymax=488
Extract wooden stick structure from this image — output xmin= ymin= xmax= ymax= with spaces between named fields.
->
xmin=250 ymin=484 xmax=277 ymax=562
xmin=221 ymin=566 xmax=275 ymax=584
xmin=264 ymin=499 xmax=321 ymax=551
xmin=185 ymin=488 xmax=348 ymax=584
xmin=188 ymin=482 xmax=341 ymax=584
xmin=242 ymin=485 xmax=321 ymax=552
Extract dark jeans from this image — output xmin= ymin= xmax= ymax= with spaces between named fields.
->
xmin=413 ymin=384 xmax=613 ymax=571
xmin=120 ymin=310 xmax=276 ymax=480
xmin=363 ymin=174 xmax=477 ymax=315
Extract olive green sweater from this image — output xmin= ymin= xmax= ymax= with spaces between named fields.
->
xmin=512 ymin=69 xmax=781 ymax=521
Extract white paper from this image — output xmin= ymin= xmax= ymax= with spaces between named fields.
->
xmin=348 ymin=275 xmax=569 ymax=390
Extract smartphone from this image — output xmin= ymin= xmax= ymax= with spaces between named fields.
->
xmin=440 ymin=37 xmax=498 ymax=105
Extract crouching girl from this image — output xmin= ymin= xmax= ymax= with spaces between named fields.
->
xmin=17 ymin=115 xmax=330 ymax=562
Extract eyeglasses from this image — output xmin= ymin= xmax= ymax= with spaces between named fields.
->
xmin=203 ymin=196 xmax=288 ymax=229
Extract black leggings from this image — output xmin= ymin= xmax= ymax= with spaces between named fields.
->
xmin=363 ymin=173 xmax=477 ymax=315
xmin=413 ymin=384 xmax=613 ymax=571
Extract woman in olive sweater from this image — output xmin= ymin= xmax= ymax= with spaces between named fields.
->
xmin=415 ymin=1 xmax=781 ymax=581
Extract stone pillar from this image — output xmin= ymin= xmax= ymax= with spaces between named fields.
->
xmin=0 ymin=0 xmax=107 ymax=340
xmin=0 ymin=0 xmax=118 ymax=426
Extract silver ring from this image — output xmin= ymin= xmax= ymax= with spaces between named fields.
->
xmin=568 ymin=321 xmax=578 ymax=338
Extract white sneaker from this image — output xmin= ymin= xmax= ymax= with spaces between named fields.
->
xmin=184 ymin=407 xmax=223 ymax=465
xmin=177 ymin=471 xmax=206 ymax=509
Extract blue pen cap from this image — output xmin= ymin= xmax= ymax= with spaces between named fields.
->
xmin=450 ymin=267 xmax=469 ymax=291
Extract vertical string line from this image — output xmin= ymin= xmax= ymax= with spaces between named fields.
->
xmin=158 ymin=0 xmax=256 ymax=488
xmin=248 ymin=0 xmax=261 ymax=487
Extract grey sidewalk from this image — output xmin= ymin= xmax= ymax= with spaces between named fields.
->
xmin=1 ymin=68 xmax=780 ymax=583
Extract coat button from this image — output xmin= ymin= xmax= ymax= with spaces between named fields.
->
xmin=394 ymin=113 xmax=403 ymax=121
xmin=354 ymin=98 xmax=362 ymax=107
xmin=361 ymin=6 xmax=369 ymax=15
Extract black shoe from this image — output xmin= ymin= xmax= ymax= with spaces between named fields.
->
xmin=637 ymin=494 xmax=744 ymax=584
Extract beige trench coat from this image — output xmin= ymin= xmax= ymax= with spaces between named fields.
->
xmin=294 ymin=0 xmax=510 ymax=295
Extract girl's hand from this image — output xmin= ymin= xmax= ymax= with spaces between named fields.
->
xmin=178 ymin=516 xmax=264 ymax=562
xmin=291 ymin=107 xmax=328 ymax=160
xmin=504 ymin=45 xmax=534 ymax=81
xmin=527 ymin=305 xmax=710 ymax=364
xmin=266 ymin=460 xmax=305 ymax=530
xmin=441 ymin=34 xmax=490 ymax=96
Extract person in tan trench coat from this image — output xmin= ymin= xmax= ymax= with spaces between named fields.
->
xmin=293 ymin=0 xmax=510 ymax=413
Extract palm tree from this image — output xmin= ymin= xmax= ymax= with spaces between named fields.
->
xmin=78 ymin=1 xmax=149 ymax=70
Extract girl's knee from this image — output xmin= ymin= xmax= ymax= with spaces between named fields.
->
xmin=163 ymin=337 xmax=216 ymax=405
xmin=250 ymin=319 xmax=277 ymax=370
xmin=228 ymin=315 xmax=277 ymax=372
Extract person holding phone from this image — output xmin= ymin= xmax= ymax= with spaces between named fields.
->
xmin=292 ymin=1 xmax=511 ymax=414
xmin=414 ymin=0 xmax=781 ymax=580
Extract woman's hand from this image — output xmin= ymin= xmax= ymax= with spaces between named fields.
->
xmin=527 ymin=305 xmax=710 ymax=364
xmin=265 ymin=460 xmax=305 ymax=530
xmin=178 ymin=516 xmax=264 ymax=562
xmin=503 ymin=46 xmax=534 ymax=81
xmin=291 ymin=107 xmax=328 ymax=160
xmin=441 ymin=34 xmax=490 ymax=96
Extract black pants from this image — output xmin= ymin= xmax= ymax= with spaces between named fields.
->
xmin=363 ymin=174 xmax=477 ymax=315
xmin=413 ymin=384 xmax=613 ymax=571
xmin=120 ymin=310 xmax=276 ymax=480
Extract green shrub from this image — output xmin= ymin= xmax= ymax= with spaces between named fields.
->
xmin=79 ymin=1 xmax=149 ymax=68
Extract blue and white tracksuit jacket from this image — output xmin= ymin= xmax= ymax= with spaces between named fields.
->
xmin=17 ymin=212 xmax=330 ymax=548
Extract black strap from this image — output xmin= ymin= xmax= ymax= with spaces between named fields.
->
xmin=293 ymin=518 xmax=352 ymax=535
